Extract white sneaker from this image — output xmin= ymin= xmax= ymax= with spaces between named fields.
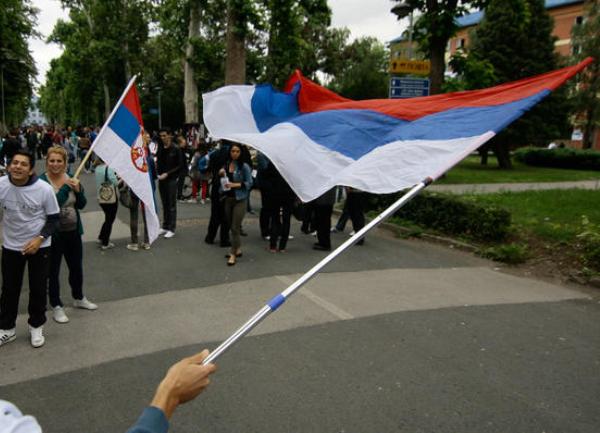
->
xmin=349 ymin=231 xmax=356 ymax=236
xmin=158 ymin=228 xmax=167 ymax=236
xmin=164 ymin=230 xmax=175 ymax=239
xmin=288 ymin=235 xmax=294 ymax=240
xmin=141 ymin=243 xmax=151 ymax=250
xmin=52 ymin=306 xmax=69 ymax=324
xmin=100 ymin=242 xmax=115 ymax=250
xmin=29 ymin=326 xmax=44 ymax=348
xmin=126 ymin=243 xmax=139 ymax=251
xmin=0 ymin=328 xmax=16 ymax=347
xmin=73 ymin=297 xmax=98 ymax=310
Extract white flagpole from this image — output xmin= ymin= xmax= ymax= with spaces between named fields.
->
xmin=72 ymin=75 xmax=138 ymax=179
xmin=202 ymin=176 xmax=433 ymax=365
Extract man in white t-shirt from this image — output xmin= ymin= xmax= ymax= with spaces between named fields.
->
xmin=0 ymin=151 xmax=60 ymax=348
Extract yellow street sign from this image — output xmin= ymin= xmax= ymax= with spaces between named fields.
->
xmin=389 ymin=59 xmax=430 ymax=75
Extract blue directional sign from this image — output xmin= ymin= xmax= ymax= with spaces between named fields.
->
xmin=389 ymin=77 xmax=430 ymax=98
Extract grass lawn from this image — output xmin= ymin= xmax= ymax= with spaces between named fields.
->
xmin=462 ymin=189 xmax=600 ymax=243
xmin=437 ymin=155 xmax=600 ymax=184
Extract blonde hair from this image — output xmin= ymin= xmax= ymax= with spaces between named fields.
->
xmin=46 ymin=146 xmax=68 ymax=164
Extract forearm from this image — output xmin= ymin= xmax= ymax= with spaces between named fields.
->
xmin=40 ymin=213 xmax=60 ymax=238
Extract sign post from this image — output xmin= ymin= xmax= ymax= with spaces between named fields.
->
xmin=389 ymin=77 xmax=430 ymax=99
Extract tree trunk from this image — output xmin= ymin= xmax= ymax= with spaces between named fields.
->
xmin=428 ymin=41 xmax=446 ymax=95
xmin=124 ymin=41 xmax=132 ymax=82
xmin=478 ymin=144 xmax=489 ymax=165
xmin=184 ymin=2 xmax=201 ymax=124
xmin=225 ymin=4 xmax=246 ymax=85
xmin=582 ymin=105 xmax=597 ymax=149
xmin=103 ymin=83 xmax=111 ymax=120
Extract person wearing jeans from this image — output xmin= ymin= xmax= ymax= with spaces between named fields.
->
xmin=95 ymin=161 xmax=119 ymax=249
xmin=0 ymin=151 xmax=60 ymax=348
xmin=40 ymin=146 xmax=97 ymax=325
xmin=156 ymin=128 xmax=184 ymax=238
xmin=221 ymin=143 xmax=253 ymax=266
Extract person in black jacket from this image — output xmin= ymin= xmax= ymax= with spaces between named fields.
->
xmin=312 ymin=188 xmax=336 ymax=251
xmin=258 ymin=154 xmax=296 ymax=252
xmin=0 ymin=130 xmax=22 ymax=165
xmin=156 ymin=128 xmax=184 ymax=238
xmin=204 ymin=140 xmax=231 ymax=247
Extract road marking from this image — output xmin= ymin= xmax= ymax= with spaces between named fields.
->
xmin=275 ymin=275 xmax=354 ymax=320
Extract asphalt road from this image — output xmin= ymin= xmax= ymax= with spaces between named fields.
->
xmin=1 ymin=168 xmax=599 ymax=433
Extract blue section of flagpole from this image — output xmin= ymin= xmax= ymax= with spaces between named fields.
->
xmin=202 ymin=178 xmax=432 ymax=366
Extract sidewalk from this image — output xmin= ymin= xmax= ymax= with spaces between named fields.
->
xmin=428 ymin=179 xmax=600 ymax=194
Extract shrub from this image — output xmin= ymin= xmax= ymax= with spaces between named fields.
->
xmin=514 ymin=147 xmax=600 ymax=170
xmin=480 ymin=243 xmax=529 ymax=264
xmin=368 ymin=191 xmax=511 ymax=242
xmin=578 ymin=216 xmax=600 ymax=272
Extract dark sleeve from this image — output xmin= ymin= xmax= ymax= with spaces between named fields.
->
xmin=125 ymin=407 xmax=169 ymax=433
xmin=74 ymin=186 xmax=87 ymax=210
xmin=40 ymin=214 xmax=60 ymax=239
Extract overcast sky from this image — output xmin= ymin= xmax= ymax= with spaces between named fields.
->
xmin=30 ymin=0 xmax=405 ymax=88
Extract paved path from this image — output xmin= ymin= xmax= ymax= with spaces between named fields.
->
xmin=1 ymin=169 xmax=599 ymax=433
xmin=429 ymin=179 xmax=600 ymax=194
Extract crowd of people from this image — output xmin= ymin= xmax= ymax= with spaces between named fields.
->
xmin=0 ymin=124 xmax=369 ymax=432
xmin=0 ymin=123 xmax=367 ymax=348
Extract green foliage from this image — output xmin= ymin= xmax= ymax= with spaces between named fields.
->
xmin=0 ymin=0 xmax=38 ymax=130
xmin=39 ymin=0 xmax=152 ymax=126
xmin=263 ymin=0 xmax=331 ymax=87
xmin=514 ymin=147 xmax=600 ymax=170
xmin=327 ymin=37 xmax=389 ymax=99
xmin=445 ymin=53 xmax=496 ymax=92
xmin=390 ymin=0 xmax=489 ymax=93
xmin=369 ymin=192 xmax=511 ymax=242
xmin=570 ymin=1 xmax=600 ymax=149
xmin=470 ymin=0 xmax=571 ymax=149
xmin=480 ymin=243 xmax=529 ymax=264
xmin=438 ymin=154 xmax=600 ymax=184
xmin=577 ymin=216 xmax=600 ymax=271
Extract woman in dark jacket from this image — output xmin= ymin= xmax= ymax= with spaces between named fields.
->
xmin=41 ymin=146 xmax=97 ymax=324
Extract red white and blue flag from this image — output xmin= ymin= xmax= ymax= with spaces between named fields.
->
xmin=91 ymin=77 xmax=160 ymax=243
xmin=203 ymin=58 xmax=592 ymax=202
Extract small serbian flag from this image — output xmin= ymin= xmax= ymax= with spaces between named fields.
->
xmin=91 ymin=76 xmax=160 ymax=243
xmin=203 ymin=58 xmax=592 ymax=202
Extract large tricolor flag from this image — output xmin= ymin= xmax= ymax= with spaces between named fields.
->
xmin=203 ymin=58 xmax=592 ymax=202
xmin=90 ymin=77 xmax=160 ymax=243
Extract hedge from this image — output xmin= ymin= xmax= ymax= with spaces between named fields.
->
xmin=368 ymin=192 xmax=511 ymax=242
xmin=514 ymin=147 xmax=600 ymax=170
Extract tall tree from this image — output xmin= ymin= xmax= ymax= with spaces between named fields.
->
xmin=327 ymin=37 xmax=390 ymax=99
xmin=469 ymin=0 xmax=569 ymax=168
xmin=390 ymin=0 xmax=488 ymax=95
xmin=0 ymin=0 xmax=37 ymax=131
xmin=40 ymin=0 xmax=150 ymax=124
xmin=225 ymin=0 xmax=258 ymax=84
xmin=184 ymin=1 xmax=202 ymax=124
xmin=571 ymin=0 xmax=600 ymax=149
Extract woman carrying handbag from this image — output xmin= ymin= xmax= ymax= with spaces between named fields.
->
xmin=95 ymin=158 xmax=119 ymax=250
